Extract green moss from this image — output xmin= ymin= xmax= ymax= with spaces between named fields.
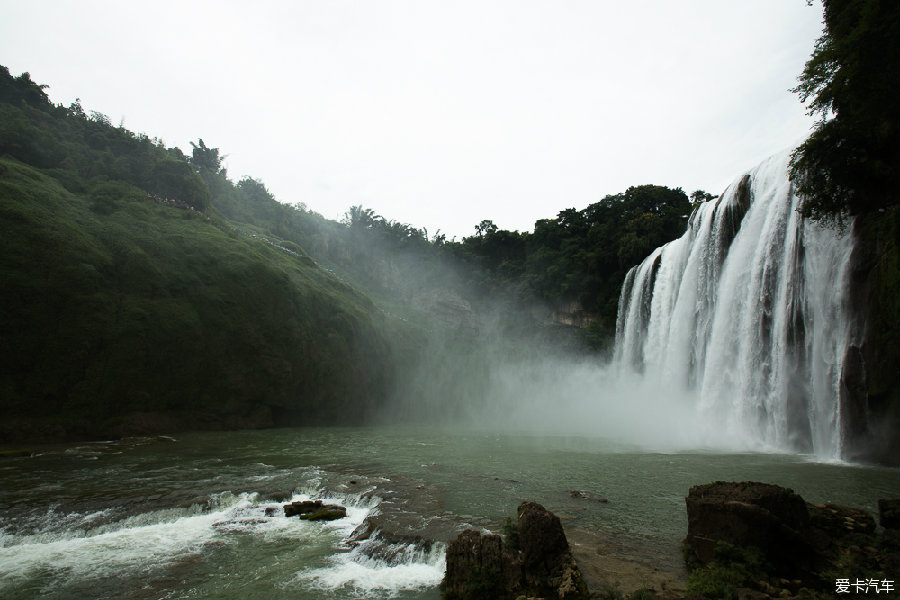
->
xmin=686 ymin=542 xmax=767 ymax=600
xmin=501 ymin=517 xmax=520 ymax=552
xmin=686 ymin=563 xmax=747 ymax=600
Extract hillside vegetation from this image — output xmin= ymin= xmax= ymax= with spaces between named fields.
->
xmin=0 ymin=67 xmax=412 ymax=441
xmin=0 ymin=63 xmax=697 ymax=441
xmin=0 ymin=155 xmax=406 ymax=440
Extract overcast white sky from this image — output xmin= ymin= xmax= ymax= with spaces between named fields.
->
xmin=1 ymin=1 xmax=824 ymax=239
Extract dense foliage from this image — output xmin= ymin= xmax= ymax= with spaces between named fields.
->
xmin=444 ymin=185 xmax=692 ymax=345
xmin=788 ymin=1 xmax=900 ymax=463
xmin=0 ymin=62 xmax=694 ymax=441
xmin=789 ymin=0 xmax=900 ymax=223
xmin=0 ymin=66 xmax=406 ymax=441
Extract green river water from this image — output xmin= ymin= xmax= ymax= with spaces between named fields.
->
xmin=0 ymin=426 xmax=897 ymax=599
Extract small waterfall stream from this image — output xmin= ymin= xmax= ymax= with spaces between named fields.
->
xmin=614 ymin=151 xmax=857 ymax=459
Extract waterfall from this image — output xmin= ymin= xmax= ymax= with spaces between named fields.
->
xmin=613 ymin=150 xmax=857 ymax=459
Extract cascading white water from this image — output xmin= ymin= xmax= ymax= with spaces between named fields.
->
xmin=614 ymin=150 xmax=857 ymax=459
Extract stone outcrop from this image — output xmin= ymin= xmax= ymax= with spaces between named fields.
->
xmin=684 ymin=481 xmax=812 ymax=573
xmin=283 ymin=499 xmax=347 ymax=520
xmin=442 ymin=529 xmax=523 ymax=599
xmin=441 ymin=501 xmax=589 ymax=600
xmin=685 ymin=481 xmax=900 ymax=595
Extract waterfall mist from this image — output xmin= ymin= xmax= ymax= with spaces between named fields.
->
xmin=614 ymin=150 xmax=856 ymax=458
xmin=384 ymin=151 xmax=857 ymax=459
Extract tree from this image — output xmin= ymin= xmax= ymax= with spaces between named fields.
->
xmin=189 ymin=138 xmax=225 ymax=174
xmin=151 ymin=159 xmax=211 ymax=211
xmin=0 ymin=67 xmax=50 ymax=109
xmin=789 ymin=0 xmax=900 ymax=224
xmin=474 ymin=219 xmax=498 ymax=237
xmin=343 ymin=205 xmax=382 ymax=230
xmin=237 ymin=177 xmax=275 ymax=204
xmin=690 ymin=190 xmax=716 ymax=208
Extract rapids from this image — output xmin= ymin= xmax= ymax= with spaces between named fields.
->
xmin=0 ymin=428 xmax=895 ymax=599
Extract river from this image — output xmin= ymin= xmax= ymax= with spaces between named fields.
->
xmin=1 ymin=426 xmax=896 ymax=599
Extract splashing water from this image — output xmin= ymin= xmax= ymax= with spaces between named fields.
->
xmin=613 ymin=150 xmax=856 ymax=459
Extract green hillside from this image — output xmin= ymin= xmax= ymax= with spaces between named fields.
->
xmin=0 ymin=155 xmax=404 ymax=442
xmin=0 ymin=63 xmax=698 ymax=441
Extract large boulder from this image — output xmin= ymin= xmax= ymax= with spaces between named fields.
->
xmin=441 ymin=502 xmax=589 ymax=600
xmin=517 ymin=500 xmax=587 ymax=598
xmin=684 ymin=481 xmax=812 ymax=573
xmin=442 ymin=529 xmax=522 ymax=599
xmin=684 ymin=481 xmax=900 ymax=594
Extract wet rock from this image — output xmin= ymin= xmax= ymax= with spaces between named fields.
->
xmin=442 ymin=529 xmax=522 ymax=599
xmin=300 ymin=507 xmax=346 ymax=521
xmin=283 ymin=499 xmax=346 ymax=520
xmin=518 ymin=501 xmax=569 ymax=572
xmin=283 ymin=500 xmax=322 ymax=517
xmin=267 ymin=491 xmax=291 ymax=502
xmin=518 ymin=501 xmax=588 ymax=599
xmin=348 ymin=519 xmax=435 ymax=565
xmin=441 ymin=501 xmax=589 ymax=599
xmin=569 ymin=490 xmax=609 ymax=503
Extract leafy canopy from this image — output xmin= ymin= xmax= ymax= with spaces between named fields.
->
xmin=789 ymin=0 xmax=900 ymax=224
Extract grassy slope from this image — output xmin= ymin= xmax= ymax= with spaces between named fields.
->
xmin=0 ymin=157 xmax=402 ymax=442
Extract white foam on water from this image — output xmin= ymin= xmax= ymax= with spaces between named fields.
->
xmin=0 ymin=491 xmax=361 ymax=593
xmin=281 ymin=488 xmax=446 ymax=596
xmin=295 ymin=542 xmax=446 ymax=597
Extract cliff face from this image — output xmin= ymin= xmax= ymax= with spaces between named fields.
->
xmin=530 ymin=299 xmax=601 ymax=329
xmin=842 ymin=208 xmax=900 ymax=464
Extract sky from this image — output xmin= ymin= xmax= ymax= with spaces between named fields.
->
xmin=1 ymin=1 xmax=825 ymax=240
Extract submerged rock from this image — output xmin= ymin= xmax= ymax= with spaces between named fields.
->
xmin=569 ymin=490 xmax=609 ymax=503
xmin=441 ymin=501 xmax=589 ymax=600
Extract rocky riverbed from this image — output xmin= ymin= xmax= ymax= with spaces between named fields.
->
xmin=440 ymin=482 xmax=900 ymax=600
